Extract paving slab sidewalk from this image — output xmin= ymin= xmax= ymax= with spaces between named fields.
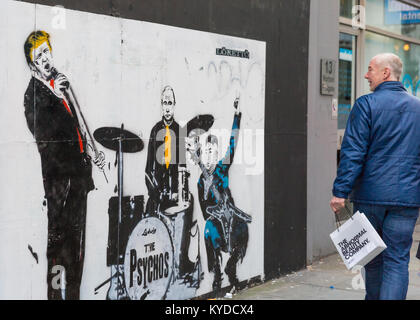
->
xmin=227 ymin=223 xmax=420 ymax=300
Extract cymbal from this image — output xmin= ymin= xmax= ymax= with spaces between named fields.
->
xmin=185 ymin=114 xmax=214 ymax=136
xmin=164 ymin=202 xmax=191 ymax=216
xmin=93 ymin=127 xmax=144 ymax=153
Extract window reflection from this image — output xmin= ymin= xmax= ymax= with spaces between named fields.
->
xmin=366 ymin=0 xmax=420 ymax=39
xmin=340 ymin=0 xmax=357 ymax=19
xmin=338 ymin=33 xmax=356 ymax=137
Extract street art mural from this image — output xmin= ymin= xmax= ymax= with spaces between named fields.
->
xmin=0 ymin=0 xmax=265 ymax=300
xmin=402 ymin=74 xmax=420 ymax=98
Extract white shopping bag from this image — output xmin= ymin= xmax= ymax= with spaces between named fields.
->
xmin=330 ymin=210 xmax=387 ymax=270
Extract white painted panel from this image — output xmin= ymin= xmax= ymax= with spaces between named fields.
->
xmin=0 ymin=0 xmax=265 ymax=300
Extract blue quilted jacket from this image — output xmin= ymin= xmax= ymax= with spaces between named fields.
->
xmin=333 ymin=81 xmax=420 ymax=207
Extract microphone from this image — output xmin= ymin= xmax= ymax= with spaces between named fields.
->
xmin=51 ymin=67 xmax=70 ymax=90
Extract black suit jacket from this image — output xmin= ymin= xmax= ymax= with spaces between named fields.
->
xmin=145 ymin=119 xmax=180 ymax=202
xmin=24 ymin=77 xmax=93 ymax=189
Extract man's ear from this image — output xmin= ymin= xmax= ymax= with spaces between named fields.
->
xmin=28 ymin=62 xmax=37 ymax=76
xmin=383 ymin=67 xmax=392 ymax=80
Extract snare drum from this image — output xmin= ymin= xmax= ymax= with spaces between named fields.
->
xmin=124 ymin=216 xmax=174 ymax=300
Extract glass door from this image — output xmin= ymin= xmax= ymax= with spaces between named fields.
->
xmin=338 ymin=32 xmax=357 ymax=164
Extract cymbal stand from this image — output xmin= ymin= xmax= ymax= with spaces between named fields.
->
xmin=116 ymin=124 xmax=124 ymax=300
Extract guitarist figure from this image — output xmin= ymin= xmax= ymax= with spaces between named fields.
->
xmin=187 ymin=97 xmax=252 ymax=292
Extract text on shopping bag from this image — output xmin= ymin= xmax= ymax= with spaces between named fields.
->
xmin=337 ymin=228 xmax=370 ymax=260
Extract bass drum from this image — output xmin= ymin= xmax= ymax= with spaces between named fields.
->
xmin=124 ymin=216 xmax=174 ymax=300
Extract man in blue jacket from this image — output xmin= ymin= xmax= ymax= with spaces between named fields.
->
xmin=331 ymin=53 xmax=420 ymax=300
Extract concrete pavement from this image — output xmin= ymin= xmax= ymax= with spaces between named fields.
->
xmin=226 ymin=222 xmax=420 ymax=300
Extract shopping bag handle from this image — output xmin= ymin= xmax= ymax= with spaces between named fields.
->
xmin=334 ymin=203 xmax=354 ymax=232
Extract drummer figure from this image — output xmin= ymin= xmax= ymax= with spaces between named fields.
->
xmin=145 ymin=85 xmax=180 ymax=214
xmin=145 ymin=86 xmax=199 ymax=278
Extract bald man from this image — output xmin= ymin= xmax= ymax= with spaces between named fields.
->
xmin=331 ymin=53 xmax=420 ymax=300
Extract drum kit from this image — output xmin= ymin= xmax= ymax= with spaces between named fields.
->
xmin=93 ymin=115 xmax=214 ymax=300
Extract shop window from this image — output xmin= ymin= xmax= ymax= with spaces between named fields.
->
xmin=338 ymin=33 xmax=357 ymax=153
xmin=366 ymin=0 xmax=420 ymax=39
xmin=341 ymin=0 xmax=358 ymax=19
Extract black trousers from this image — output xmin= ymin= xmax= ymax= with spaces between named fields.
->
xmin=204 ymin=216 xmax=249 ymax=286
xmin=44 ymin=177 xmax=89 ymax=300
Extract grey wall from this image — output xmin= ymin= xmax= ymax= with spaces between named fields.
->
xmin=307 ymin=0 xmax=340 ymax=264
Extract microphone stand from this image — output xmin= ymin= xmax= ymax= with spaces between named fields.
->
xmin=64 ymin=84 xmax=109 ymax=183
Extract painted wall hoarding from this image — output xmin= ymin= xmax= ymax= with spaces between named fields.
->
xmin=0 ymin=0 xmax=265 ymax=299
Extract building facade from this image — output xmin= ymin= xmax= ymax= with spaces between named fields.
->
xmin=0 ymin=0 xmax=418 ymax=299
xmin=307 ymin=0 xmax=420 ymax=265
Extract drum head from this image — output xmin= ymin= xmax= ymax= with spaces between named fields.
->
xmin=124 ymin=217 xmax=174 ymax=300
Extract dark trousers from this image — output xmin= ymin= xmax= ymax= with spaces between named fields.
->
xmin=204 ymin=216 xmax=248 ymax=286
xmin=44 ymin=177 xmax=88 ymax=300
xmin=353 ymin=202 xmax=419 ymax=300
